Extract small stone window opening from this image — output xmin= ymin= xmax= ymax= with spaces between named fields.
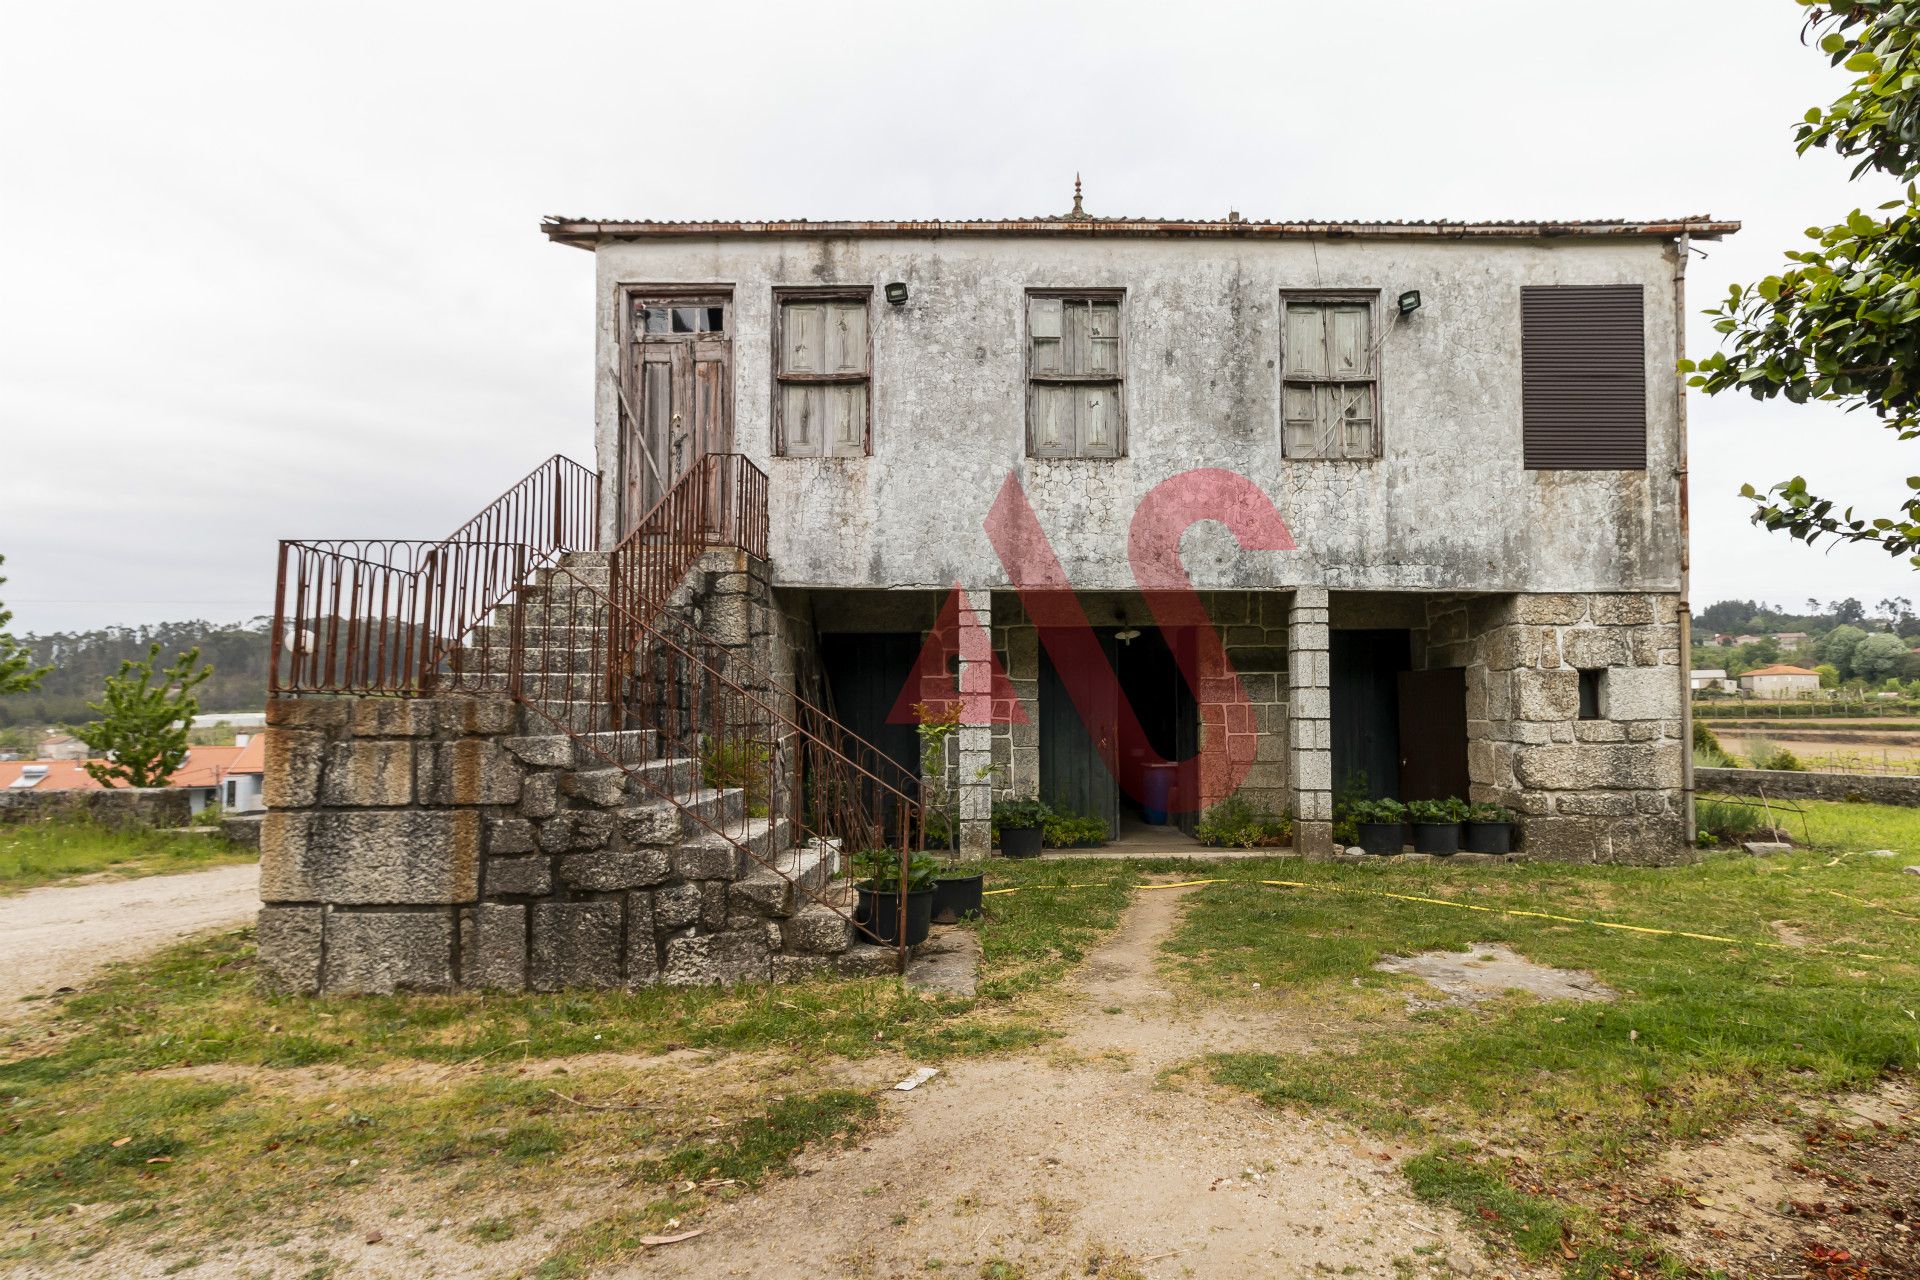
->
xmin=1027 ymin=292 xmax=1124 ymax=458
xmin=1577 ymin=668 xmax=1606 ymax=720
xmin=1282 ymin=293 xmax=1381 ymax=460
xmin=775 ymin=291 xmax=871 ymax=457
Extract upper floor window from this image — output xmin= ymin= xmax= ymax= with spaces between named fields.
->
xmin=1026 ymin=291 xmax=1124 ymax=458
xmin=1281 ymin=293 xmax=1380 ymax=460
xmin=774 ymin=290 xmax=871 ymax=457
xmin=1520 ymin=285 xmax=1647 ymax=470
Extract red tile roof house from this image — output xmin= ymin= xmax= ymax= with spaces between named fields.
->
xmin=1736 ymin=664 xmax=1823 ymax=697
xmin=257 ymin=204 xmax=1737 ymax=995
xmin=0 ymin=745 xmax=248 ymax=815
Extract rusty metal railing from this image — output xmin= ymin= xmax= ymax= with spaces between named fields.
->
xmin=270 ymin=454 xmax=598 ymax=695
xmin=517 ymin=557 xmax=923 ymax=957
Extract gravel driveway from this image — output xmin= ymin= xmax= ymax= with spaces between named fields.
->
xmin=0 ymin=863 xmax=259 ymax=1023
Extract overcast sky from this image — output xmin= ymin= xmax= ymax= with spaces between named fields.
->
xmin=2 ymin=0 xmax=1915 ymax=634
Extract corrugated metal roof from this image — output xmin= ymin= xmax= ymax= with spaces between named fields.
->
xmin=541 ymin=213 xmax=1739 ymax=248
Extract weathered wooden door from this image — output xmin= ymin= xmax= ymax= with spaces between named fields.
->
xmin=620 ymin=295 xmax=733 ymax=537
xmin=1396 ymin=667 xmax=1470 ymax=802
xmin=1039 ymin=630 xmax=1121 ymax=838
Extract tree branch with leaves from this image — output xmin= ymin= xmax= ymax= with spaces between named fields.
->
xmin=74 ymin=645 xmax=213 ymax=789
xmin=1683 ymin=1 xmax=1920 ymax=563
xmin=0 ymin=554 xmax=51 ymax=696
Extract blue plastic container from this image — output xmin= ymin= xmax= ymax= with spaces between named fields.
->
xmin=1141 ymin=763 xmax=1177 ymax=825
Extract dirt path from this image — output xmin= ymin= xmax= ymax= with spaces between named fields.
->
xmin=0 ymin=863 xmax=259 ymax=1023
xmin=626 ymin=883 xmax=1495 ymax=1280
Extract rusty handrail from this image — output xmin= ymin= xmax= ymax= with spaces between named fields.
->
xmin=269 ymin=454 xmax=597 ymax=696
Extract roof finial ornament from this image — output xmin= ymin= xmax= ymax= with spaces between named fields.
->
xmin=1066 ymin=173 xmax=1088 ymax=220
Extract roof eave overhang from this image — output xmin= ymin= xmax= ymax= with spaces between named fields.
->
xmin=539 ymin=217 xmax=1741 ymax=251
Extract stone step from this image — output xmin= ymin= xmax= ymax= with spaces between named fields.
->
xmin=497 ymin=728 xmax=659 ymax=771
xmin=520 ymin=582 xmax=612 ymax=609
xmin=728 ymin=838 xmax=836 ymax=920
xmin=536 ymin=564 xmax=611 ymax=590
xmin=466 ymin=671 xmax=608 ymax=700
xmin=469 ymin=622 xmax=615 ymax=649
xmin=611 ymin=786 xmax=747 ymax=850
xmin=462 ymin=645 xmax=605 ymax=676
xmin=558 ymin=551 xmax=611 ymax=570
xmin=491 ymin=602 xmax=609 ymax=631
xmin=776 ymin=904 xmax=855 ymax=954
xmin=525 ymin=701 xmax=617 ymax=734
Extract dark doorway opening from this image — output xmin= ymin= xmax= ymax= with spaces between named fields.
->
xmin=1330 ymin=627 xmax=1471 ymax=804
xmin=817 ymin=633 xmax=922 ymax=835
xmin=1331 ymin=629 xmax=1409 ymax=802
xmin=1038 ymin=626 xmax=1199 ymax=839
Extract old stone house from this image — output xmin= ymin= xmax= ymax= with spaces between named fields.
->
xmin=258 ymin=199 xmax=1735 ymax=994
xmin=547 ymin=202 xmax=1732 ymax=860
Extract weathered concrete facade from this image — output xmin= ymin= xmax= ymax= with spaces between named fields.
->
xmin=546 ymin=211 xmax=1722 ymax=863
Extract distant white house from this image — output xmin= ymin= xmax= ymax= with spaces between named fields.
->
xmin=1690 ymin=668 xmax=1733 ymax=692
xmin=1737 ymin=664 xmax=1822 ymax=697
xmin=191 ymin=711 xmax=266 ymax=729
xmin=222 ymin=733 xmax=265 ymax=813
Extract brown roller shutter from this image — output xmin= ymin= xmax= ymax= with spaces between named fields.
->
xmin=1521 ymin=285 xmax=1647 ymax=469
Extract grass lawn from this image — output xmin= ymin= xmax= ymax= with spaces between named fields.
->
xmin=0 ymin=857 xmax=1137 ymax=1276
xmin=1166 ymin=802 xmax=1920 ymax=1278
xmin=0 ymin=819 xmax=255 ymax=893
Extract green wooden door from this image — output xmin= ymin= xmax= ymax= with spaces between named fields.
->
xmin=1038 ymin=630 xmax=1120 ymax=839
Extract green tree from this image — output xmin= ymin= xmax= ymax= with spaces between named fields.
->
xmin=1683 ymin=3 xmax=1920 ymax=562
xmin=74 ymin=645 xmax=213 ymax=788
xmin=1822 ymin=623 xmax=1871 ymax=676
xmin=1851 ymin=630 xmax=1909 ymax=681
xmin=1815 ymin=661 xmax=1842 ymax=687
xmin=1737 ymin=636 xmax=1783 ymax=668
xmin=0 ymin=555 xmax=50 ymax=696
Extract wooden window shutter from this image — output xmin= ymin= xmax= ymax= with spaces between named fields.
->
xmin=776 ymin=293 xmax=870 ymax=457
xmin=1521 ymin=285 xmax=1647 ymax=470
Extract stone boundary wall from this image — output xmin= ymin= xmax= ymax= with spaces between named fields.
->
xmin=1696 ymin=766 xmax=1920 ymax=807
xmin=0 ymin=786 xmax=191 ymax=829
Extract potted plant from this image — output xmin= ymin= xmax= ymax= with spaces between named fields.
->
xmin=993 ymin=796 xmax=1052 ymax=859
xmin=1352 ymin=797 xmax=1406 ymax=856
xmin=1463 ymin=802 xmax=1516 ymax=854
xmin=931 ymin=859 xmax=985 ymax=924
xmin=1407 ymin=797 xmax=1466 ymax=855
xmin=852 ymin=848 xmax=938 ymax=948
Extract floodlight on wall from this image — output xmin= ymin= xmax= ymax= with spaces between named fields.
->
xmin=1397 ymin=289 xmax=1423 ymax=316
xmin=884 ymin=281 xmax=910 ymax=306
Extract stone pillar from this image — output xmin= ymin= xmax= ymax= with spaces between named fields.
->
xmin=1287 ymin=587 xmax=1334 ymax=856
xmin=956 ymin=587 xmax=996 ymax=858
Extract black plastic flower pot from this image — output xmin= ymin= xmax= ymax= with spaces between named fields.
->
xmin=1000 ymin=825 xmax=1044 ymax=859
xmin=1356 ymin=822 xmax=1403 ymax=856
xmin=855 ymin=886 xmax=934 ymax=948
xmin=1462 ymin=821 xmax=1513 ymax=854
xmin=931 ymin=873 xmax=984 ymax=924
xmin=1411 ymin=822 xmax=1461 ymax=855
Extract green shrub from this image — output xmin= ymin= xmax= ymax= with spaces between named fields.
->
xmin=1745 ymin=737 xmax=1806 ymax=771
xmin=1695 ymin=797 xmax=1762 ymax=842
xmin=1042 ymin=811 xmax=1109 ymax=848
xmin=1692 ymin=720 xmax=1724 ymax=754
xmin=849 ymin=847 xmax=938 ymax=892
xmin=1350 ymin=797 xmax=1407 ymax=824
xmin=702 ymin=735 xmax=771 ymax=817
xmin=1196 ymin=795 xmax=1292 ymax=848
xmin=991 ymin=796 xmax=1053 ymax=829
xmin=1406 ymin=797 xmax=1467 ymax=824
